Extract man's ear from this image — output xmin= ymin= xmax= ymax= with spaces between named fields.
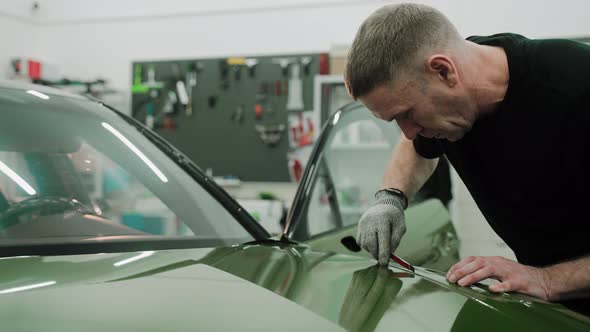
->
xmin=425 ymin=55 xmax=458 ymax=87
xmin=344 ymin=78 xmax=354 ymax=98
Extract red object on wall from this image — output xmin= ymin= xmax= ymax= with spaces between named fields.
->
xmin=27 ymin=60 xmax=42 ymax=79
xmin=292 ymin=159 xmax=303 ymax=182
xmin=319 ymin=53 xmax=329 ymax=75
xmin=163 ymin=116 xmax=177 ymax=131
xmin=255 ymin=104 xmax=263 ymax=119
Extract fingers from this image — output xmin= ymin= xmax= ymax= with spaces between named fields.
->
xmin=356 ymin=204 xmax=405 ymax=265
xmin=489 ymin=281 xmax=512 ymax=293
xmin=377 ymin=222 xmax=392 ymax=265
xmin=389 ymin=221 xmax=405 ymax=253
xmin=363 ymin=231 xmax=379 ymax=261
xmin=446 ymin=256 xmax=477 ymax=279
xmin=356 ymin=226 xmax=363 ymax=247
xmin=456 ymin=266 xmax=496 ymax=286
xmin=447 ymin=257 xmax=480 ymax=282
xmin=445 ymin=256 xmax=551 ymax=300
xmin=447 ymin=256 xmax=505 ymax=285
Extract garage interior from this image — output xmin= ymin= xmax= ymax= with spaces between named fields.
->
xmin=2 ymin=0 xmax=590 ymax=275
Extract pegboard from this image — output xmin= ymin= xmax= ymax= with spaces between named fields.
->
xmin=131 ymin=53 xmax=326 ymax=182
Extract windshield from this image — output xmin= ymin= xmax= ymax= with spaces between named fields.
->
xmin=0 ymin=87 xmax=257 ymax=254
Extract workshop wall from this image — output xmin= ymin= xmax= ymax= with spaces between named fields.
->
xmin=27 ymin=0 xmax=590 ymax=114
xmin=0 ymin=2 xmax=37 ymax=79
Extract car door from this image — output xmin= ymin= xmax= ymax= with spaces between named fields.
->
xmin=285 ymin=103 xmax=459 ymax=271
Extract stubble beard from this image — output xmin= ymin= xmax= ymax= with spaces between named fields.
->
xmin=437 ymin=95 xmax=475 ymax=141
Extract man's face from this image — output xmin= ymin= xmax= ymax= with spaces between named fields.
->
xmin=358 ymin=77 xmax=476 ymax=142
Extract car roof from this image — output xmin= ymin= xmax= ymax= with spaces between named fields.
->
xmin=0 ymin=79 xmax=87 ymax=100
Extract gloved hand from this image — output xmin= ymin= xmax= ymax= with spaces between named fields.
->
xmin=356 ymin=190 xmax=406 ymax=265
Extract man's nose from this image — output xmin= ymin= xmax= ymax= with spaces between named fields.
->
xmin=397 ymin=119 xmax=422 ymax=140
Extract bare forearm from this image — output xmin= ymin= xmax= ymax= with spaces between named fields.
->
xmin=381 ymin=135 xmax=438 ymax=200
xmin=542 ymin=256 xmax=590 ymax=301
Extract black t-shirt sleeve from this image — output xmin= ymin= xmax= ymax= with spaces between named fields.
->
xmin=412 ymin=136 xmax=444 ymax=159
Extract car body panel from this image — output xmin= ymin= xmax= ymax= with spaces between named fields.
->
xmin=1 ymin=246 xmax=589 ymax=332
xmin=0 ymin=250 xmax=342 ymax=331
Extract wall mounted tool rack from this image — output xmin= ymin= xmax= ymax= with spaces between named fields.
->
xmin=131 ymin=53 xmax=328 ymax=182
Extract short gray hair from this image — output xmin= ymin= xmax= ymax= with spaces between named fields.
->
xmin=345 ymin=3 xmax=462 ymax=99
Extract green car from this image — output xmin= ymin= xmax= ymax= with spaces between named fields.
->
xmin=0 ymin=81 xmax=588 ymax=331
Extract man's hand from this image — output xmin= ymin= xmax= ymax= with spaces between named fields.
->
xmin=446 ymin=256 xmax=551 ymax=300
xmin=356 ymin=190 xmax=406 ymax=265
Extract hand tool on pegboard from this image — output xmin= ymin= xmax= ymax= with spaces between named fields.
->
xmin=286 ymin=62 xmax=304 ymax=111
xmin=185 ymin=62 xmax=202 ymax=116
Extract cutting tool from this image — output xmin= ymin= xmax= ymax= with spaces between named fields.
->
xmin=390 ymin=253 xmax=414 ymax=272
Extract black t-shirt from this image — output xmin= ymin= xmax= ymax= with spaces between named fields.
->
xmin=414 ymin=33 xmax=590 ymax=268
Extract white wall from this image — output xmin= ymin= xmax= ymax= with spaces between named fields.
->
xmin=29 ymin=0 xmax=590 ymax=114
xmin=0 ymin=1 xmax=37 ymax=79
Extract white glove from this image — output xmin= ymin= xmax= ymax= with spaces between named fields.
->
xmin=356 ymin=190 xmax=406 ymax=265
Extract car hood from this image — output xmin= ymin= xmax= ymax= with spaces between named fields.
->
xmin=1 ymin=244 xmax=589 ymax=331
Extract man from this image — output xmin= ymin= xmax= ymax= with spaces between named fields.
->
xmin=346 ymin=3 xmax=590 ymax=315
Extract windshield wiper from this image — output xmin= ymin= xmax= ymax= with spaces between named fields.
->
xmin=242 ymin=235 xmax=298 ymax=246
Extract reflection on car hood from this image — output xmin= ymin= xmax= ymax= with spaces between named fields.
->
xmin=0 ymin=245 xmax=589 ymax=331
